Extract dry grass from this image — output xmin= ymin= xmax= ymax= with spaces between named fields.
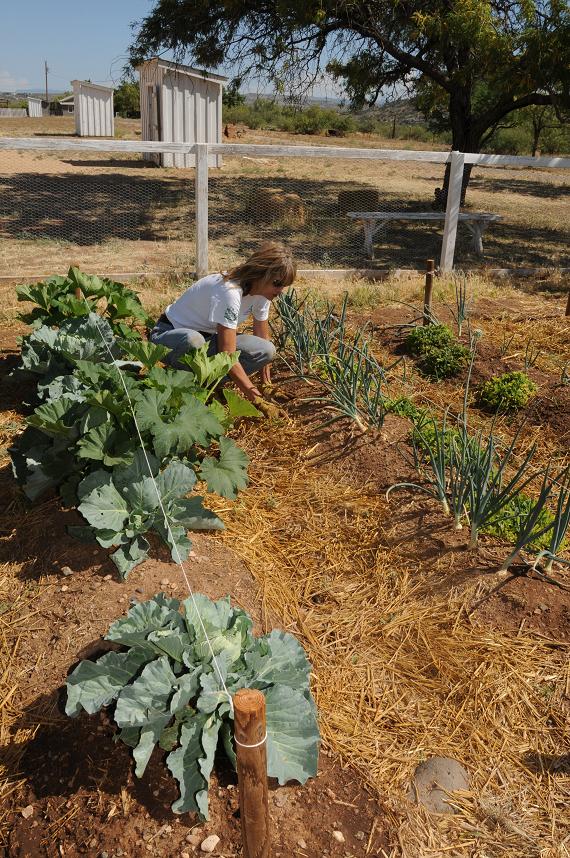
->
xmin=210 ymin=420 xmax=570 ymax=857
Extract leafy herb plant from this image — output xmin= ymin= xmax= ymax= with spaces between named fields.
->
xmin=66 ymin=593 xmax=320 ymax=819
xmin=404 ymin=324 xmax=469 ymax=380
xmin=475 ymin=371 xmax=537 ymax=413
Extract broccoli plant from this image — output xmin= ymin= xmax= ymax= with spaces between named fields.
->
xmin=404 ymin=324 xmax=469 ymax=380
xmin=475 ymin=371 xmax=537 ymax=413
xmin=66 ymin=593 xmax=320 ymax=819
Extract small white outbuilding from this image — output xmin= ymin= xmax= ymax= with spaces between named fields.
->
xmin=27 ymin=97 xmax=43 ymax=117
xmin=72 ymin=80 xmax=114 ymax=137
xmin=137 ymin=58 xmax=226 ymax=167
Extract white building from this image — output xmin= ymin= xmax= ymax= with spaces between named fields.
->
xmin=137 ymin=58 xmax=226 ymax=167
xmin=72 ymin=80 xmax=114 ymax=137
xmin=27 ymin=97 xmax=43 ymax=117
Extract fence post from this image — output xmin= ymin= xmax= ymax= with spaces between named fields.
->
xmin=440 ymin=150 xmax=465 ymax=273
xmin=565 ymin=287 xmax=570 ymax=317
xmin=423 ymin=259 xmax=435 ymax=324
xmin=195 ymin=143 xmax=209 ymax=278
xmin=234 ymin=689 xmax=270 ymax=858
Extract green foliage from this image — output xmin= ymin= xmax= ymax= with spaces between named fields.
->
xmin=66 ymin=593 xmax=320 ymax=818
xmin=404 ymin=325 xmax=469 ymax=380
xmin=16 ymin=266 xmax=150 ymax=333
xmin=10 ymin=276 xmax=255 ymax=575
xmin=222 ymin=79 xmax=245 ymax=108
xmin=475 ymin=371 xmax=537 ymax=413
xmin=483 ymin=491 xmax=559 ymax=550
xmin=130 ymin=0 xmax=570 ymax=168
xmin=113 ymin=81 xmax=140 ymax=117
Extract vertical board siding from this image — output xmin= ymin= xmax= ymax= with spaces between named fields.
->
xmin=27 ymin=99 xmax=43 ymax=118
xmin=137 ymin=59 xmax=225 ymax=168
xmin=73 ymin=81 xmax=114 ymax=137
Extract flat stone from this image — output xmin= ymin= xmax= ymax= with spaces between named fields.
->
xmin=273 ymin=793 xmax=288 ymax=807
xmin=297 ymin=839 xmax=307 ymax=849
xmin=408 ymin=756 xmax=469 ymax=814
xmin=200 ymin=834 xmax=220 ymax=853
xmin=21 ymin=805 xmax=34 ymax=819
xmin=61 ymin=566 xmax=73 ymax=576
xmin=332 ymin=830 xmax=345 ymax=843
xmin=186 ymin=833 xmax=202 ymax=846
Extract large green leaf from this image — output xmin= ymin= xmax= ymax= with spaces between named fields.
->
xmin=78 ymin=472 xmax=129 ymax=533
xmin=77 ymin=422 xmax=135 ymax=467
xmin=179 ymin=346 xmax=237 ymax=387
xmin=106 ymin=594 xmax=185 ymax=651
xmin=170 ymin=496 xmax=225 ymax=531
xmin=246 ymin=630 xmax=312 ymax=691
xmin=66 ymin=647 xmax=150 ymax=717
xmin=199 ymin=437 xmax=249 ymax=499
xmin=26 ymin=395 xmax=83 ymax=438
xmin=136 ymin=391 xmax=224 ymax=459
xmin=115 ymin=657 xmax=178 ymax=776
xmin=265 ymin=685 xmax=320 ymax=785
xmin=155 ymin=460 xmax=197 ymax=502
xmin=223 ymin=388 xmax=263 ymax=419
xmin=118 ymin=338 xmax=170 ymax=369
xmin=167 ymin=712 xmax=222 ymax=817
xmin=111 ymin=535 xmax=151 ymax=579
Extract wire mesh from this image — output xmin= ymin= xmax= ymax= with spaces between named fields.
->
xmin=457 ymin=163 xmax=569 ymax=268
xmin=208 ymin=152 xmax=449 ymax=270
xmin=0 ymin=145 xmax=195 ymax=278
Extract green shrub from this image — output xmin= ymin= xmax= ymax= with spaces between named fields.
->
xmin=483 ymin=491 xmax=561 ymax=550
xmin=404 ymin=324 xmax=469 ymax=380
xmin=475 ymin=371 xmax=537 ymax=413
xmin=405 ymin=324 xmax=455 ymax=355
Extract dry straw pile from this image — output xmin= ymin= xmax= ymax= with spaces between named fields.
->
xmin=212 ymin=420 xmax=570 ymax=857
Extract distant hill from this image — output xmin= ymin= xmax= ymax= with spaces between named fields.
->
xmin=243 ymin=92 xmax=424 ymax=125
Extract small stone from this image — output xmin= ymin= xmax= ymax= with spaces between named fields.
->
xmin=160 ymin=578 xmax=170 ymax=587
xmin=60 ymin=585 xmax=68 ymax=592
xmin=100 ymin=853 xmax=109 ymax=858
xmin=355 ymin=831 xmax=366 ymax=841
xmin=61 ymin=566 xmax=73 ymax=576
xmin=103 ymin=574 xmax=112 ymax=581
xmin=135 ymin=587 xmax=144 ymax=594
xmin=200 ymin=834 xmax=220 ymax=853
xmin=537 ymin=602 xmax=548 ymax=612
xmin=297 ymin=839 xmax=307 ymax=849
xmin=273 ymin=793 xmax=288 ymax=807
xmin=534 ymin=608 xmax=542 ymax=615
xmin=181 ymin=853 xmax=190 ymax=858
xmin=21 ymin=805 xmax=34 ymax=819
xmin=185 ymin=833 xmax=201 ymax=846
xmin=152 ymin=790 xmax=160 ymax=797
xmin=332 ymin=830 xmax=345 ymax=844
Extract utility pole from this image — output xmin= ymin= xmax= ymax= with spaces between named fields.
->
xmin=44 ymin=60 xmax=49 ymax=102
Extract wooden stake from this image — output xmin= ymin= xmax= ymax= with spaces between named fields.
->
xmin=423 ymin=258 xmax=435 ymax=325
xmin=565 ymin=287 xmax=570 ymax=317
xmin=234 ymin=689 xmax=270 ymax=858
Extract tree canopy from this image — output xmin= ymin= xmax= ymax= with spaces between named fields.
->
xmin=129 ymin=0 xmax=569 ymax=157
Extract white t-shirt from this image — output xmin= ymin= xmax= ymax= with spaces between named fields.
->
xmin=165 ymin=273 xmax=271 ymax=334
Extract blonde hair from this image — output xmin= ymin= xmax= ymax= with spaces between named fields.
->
xmin=225 ymin=242 xmax=297 ymax=295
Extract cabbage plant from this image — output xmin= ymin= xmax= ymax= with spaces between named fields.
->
xmin=66 ymin=593 xmax=320 ymax=819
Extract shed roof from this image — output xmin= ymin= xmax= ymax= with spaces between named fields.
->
xmin=71 ymin=80 xmax=115 ymax=94
xmin=136 ymin=58 xmax=228 ymax=85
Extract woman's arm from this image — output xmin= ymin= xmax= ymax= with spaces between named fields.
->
xmin=217 ymin=324 xmax=262 ymax=402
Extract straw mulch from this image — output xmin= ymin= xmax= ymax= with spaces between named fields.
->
xmin=210 ymin=420 xmax=570 ymax=858
xmin=0 ymin=567 xmax=40 ymax=844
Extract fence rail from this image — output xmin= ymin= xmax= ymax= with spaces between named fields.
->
xmin=0 ymin=136 xmax=568 ymax=279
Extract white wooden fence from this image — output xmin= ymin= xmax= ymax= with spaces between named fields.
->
xmin=0 ymin=136 xmax=568 ymax=277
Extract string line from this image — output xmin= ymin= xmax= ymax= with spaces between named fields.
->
xmin=83 ymin=305 xmax=235 ymax=715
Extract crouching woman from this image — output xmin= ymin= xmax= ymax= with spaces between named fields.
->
xmin=149 ymin=242 xmax=295 ymax=408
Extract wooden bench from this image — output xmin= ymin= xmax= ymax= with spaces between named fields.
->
xmin=347 ymin=211 xmax=503 ymax=259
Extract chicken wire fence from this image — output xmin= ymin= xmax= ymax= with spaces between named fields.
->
xmin=0 ymin=138 xmax=568 ymax=280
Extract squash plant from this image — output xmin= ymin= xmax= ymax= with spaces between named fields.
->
xmin=11 ymin=277 xmax=260 ymax=577
xmin=66 ymin=593 xmax=320 ymax=819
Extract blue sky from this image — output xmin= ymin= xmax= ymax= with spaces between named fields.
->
xmin=1 ymin=1 xmax=170 ymax=93
xmin=0 ymin=0 xmax=343 ymax=98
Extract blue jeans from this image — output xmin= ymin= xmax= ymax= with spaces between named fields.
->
xmin=149 ymin=319 xmax=276 ymax=375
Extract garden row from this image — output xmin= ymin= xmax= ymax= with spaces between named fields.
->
xmin=272 ymin=288 xmax=570 ymax=579
xmin=9 ymin=268 xmax=320 ymax=820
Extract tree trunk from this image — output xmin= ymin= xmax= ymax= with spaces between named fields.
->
xmin=433 ymin=88 xmax=477 ymax=209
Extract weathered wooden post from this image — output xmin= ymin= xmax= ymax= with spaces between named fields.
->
xmin=440 ymin=149 xmax=464 ymax=273
xmin=234 ymin=688 xmax=271 ymax=858
xmin=423 ymin=258 xmax=435 ymax=325
xmin=195 ymin=142 xmax=209 ymax=278
xmin=565 ymin=287 xmax=570 ymax=317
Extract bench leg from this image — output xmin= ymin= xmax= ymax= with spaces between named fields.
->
xmin=363 ymin=222 xmax=375 ymax=259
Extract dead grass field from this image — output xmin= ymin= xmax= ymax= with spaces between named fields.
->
xmin=0 ymin=116 xmax=568 ymax=278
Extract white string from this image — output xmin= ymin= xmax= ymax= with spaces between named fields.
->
xmin=81 ymin=305 xmax=234 ymax=716
xmin=234 ymin=732 xmax=267 ymax=749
